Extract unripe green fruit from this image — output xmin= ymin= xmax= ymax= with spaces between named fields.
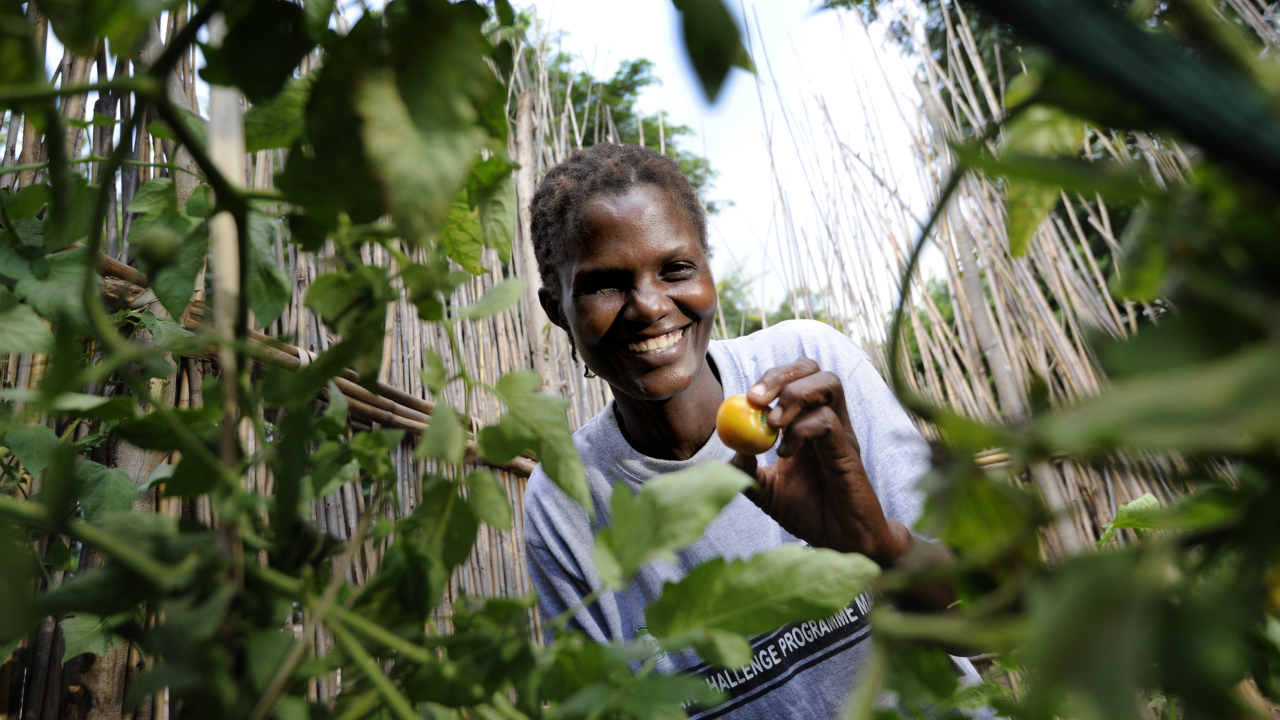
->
xmin=137 ymin=226 xmax=182 ymax=268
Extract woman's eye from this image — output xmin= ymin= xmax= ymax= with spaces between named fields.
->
xmin=663 ymin=262 xmax=697 ymax=278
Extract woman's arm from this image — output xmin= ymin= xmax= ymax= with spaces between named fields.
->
xmin=730 ymin=358 xmax=957 ymax=613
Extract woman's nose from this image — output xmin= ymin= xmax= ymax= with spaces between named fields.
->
xmin=625 ymin=278 xmax=673 ymax=323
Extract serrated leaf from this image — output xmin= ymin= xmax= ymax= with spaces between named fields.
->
xmin=645 ymin=544 xmax=879 ymax=645
xmin=421 ymin=349 xmax=448 ymax=396
xmin=437 ymin=196 xmax=486 ymax=275
xmin=1037 ymin=343 xmax=1280 ymax=455
xmin=464 ymin=469 xmax=511 ymax=530
xmin=595 ymin=463 xmax=752 ymax=587
xmin=4 ymin=183 xmax=51 ymax=220
xmin=129 ymin=179 xmax=205 ymax=316
xmin=244 ymin=74 xmax=314 ymax=153
xmin=478 ymin=371 xmax=590 ymax=518
xmin=1001 ymin=105 xmax=1085 ymax=157
xmin=1098 ymin=493 xmax=1162 ymax=544
xmin=136 ymin=311 xmax=194 ymax=352
xmin=14 ymin=247 xmax=94 ymax=329
xmin=456 ymin=278 xmax=523 ymax=320
xmin=1005 ymin=180 xmax=1058 ymax=258
xmin=59 ymin=614 xmax=116 ymax=663
xmin=200 ymin=0 xmax=314 ymax=102
xmin=465 ymin=156 xmax=517 ymax=264
xmin=76 ymin=460 xmax=138 ymax=524
xmin=692 ymin=629 xmax=753 ymax=669
xmin=247 ymin=629 xmax=294 ymax=693
xmin=673 ymin=0 xmax=751 ymax=102
xmin=0 ymin=298 xmax=53 ymax=354
xmin=46 ymin=536 xmax=73 ymax=572
xmin=356 ymin=70 xmax=486 ymax=250
xmin=5 ymin=424 xmax=60 ymax=474
xmin=416 ymin=404 xmax=466 ymax=466
xmin=247 ymin=211 xmax=291 ymax=326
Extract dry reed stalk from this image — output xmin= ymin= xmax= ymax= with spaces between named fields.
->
xmin=737 ymin=4 xmax=1206 ymax=558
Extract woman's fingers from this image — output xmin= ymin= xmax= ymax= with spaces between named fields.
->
xmin=777 ymin=405 xmax=852 ymax=459
xmin=768 ymin=370 xmax=849 ymax=430
xmin=746 ymin=358 xmax=820 ymax=407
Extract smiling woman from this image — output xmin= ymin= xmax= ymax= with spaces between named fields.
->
xmin=523 ymin=144 xmax=989 ymax=719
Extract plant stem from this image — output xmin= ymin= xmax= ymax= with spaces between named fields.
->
xmin=327 ymin=607 xmax=433 ymax=665
xmin=0 ymin=78 xmax=158 ymax=104
xmin=330 ymin=622 xmax=420 ymax=720
xmin=0 ymin=495 xmax=194 ymax=590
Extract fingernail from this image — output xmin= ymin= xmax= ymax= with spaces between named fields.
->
xmin=749 ymin=383 xmax=764 ymax=396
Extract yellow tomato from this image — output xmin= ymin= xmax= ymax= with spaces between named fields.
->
xmin=716 ymin=394 xmax=778 ymax=455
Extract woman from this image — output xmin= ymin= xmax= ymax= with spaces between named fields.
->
xmin=523 ymin=144 xmax=979 ymax=719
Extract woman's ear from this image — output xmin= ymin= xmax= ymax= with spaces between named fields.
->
xmin=538 ymin=286 xmax=567 ymax=331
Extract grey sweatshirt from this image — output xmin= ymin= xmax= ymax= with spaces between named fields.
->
xmin=524 ymin=320 xmax=986 ymax=719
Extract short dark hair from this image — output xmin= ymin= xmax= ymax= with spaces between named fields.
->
xmin=529 ymin=143 xmax=708 ymax=296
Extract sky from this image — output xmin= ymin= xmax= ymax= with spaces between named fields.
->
xmin=526 ymin=0 xmax=932 ymax=312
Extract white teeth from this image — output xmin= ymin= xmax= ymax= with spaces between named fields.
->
xmin=627 ymin=327 xmax=686 ymax=354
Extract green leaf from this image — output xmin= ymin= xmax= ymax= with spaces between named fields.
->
xmin=151 ymin=225 xmax=207 ymax=316
xmin=402 ymin=258 xmax=471 ymax=322
xmin=464 ymin=469 xmax=511 ymax=530
xmin=1005 ymin=180 xmax=1058 ymax=258
xmin=14 ymin=247 xmax=94 ymax=329
xmin=436 ymin=196 xmax=486 ymax=276
xmin=355 ymin=69 xmax=486 ymax=250
xmin=76 ymin=460 xmax=138 ymax=524
xmin=971 ymin=0 xmax=1280 ymax=185
xmin=594 ymin=463 xmax=752 ymax=588
xmin=465 ymin=156 xmax=518 ymax=264
xmin=1037 ymin=343 xmax=1280 ymax=455
xmin=494 ymin=0 xmax=515 ymax=26
xmin=59 ymin=613 xmax=117 ymax=663
xmin=0 ymin=289 xmax=53 ymax=354
xmin=247 ymin=629 xmax=294 ymax=693
xmin=692 ymin=629 xmax=753 ymax=669
xmin=672 ymin=0 xmax=751 ymax=102
xmin=645 ymin=544 xmax=879 ymax=647
xmin=1098 ymin=493 xmax=1161 ymax=545
xmin=46 ymin=536 xmax=73 ymax=572
xmin=421 ymin=349 xmax=448 ymax=396
xmin=161 ymin=454 xmax=221 ymax=498
xmin=456 ymin=278 xmax=523 ymax=320
xmin=185 ymin=186 xmax=213 ymax=220
xmin=1001 ymin=105 xmax=1085 ymax=157
xmin=247 ymin=212 xmax=292 ymax=326
xmin=479 ymin=371 xmax=591 ymax=518
xmin=129 ymin=179 xmax=205 ymax=317
xmin=5 ymin=424 xmax=60 ymax=474
xmin=4 ymin=183 xmax=52 ymax=220
xmin=136 ymin=311 xmax=194 ymax=352
xmin=955 ymin=144 xmax=1150 ymax=202
xmin=244 ymin=75 xmax=314 ymax=153
xmin=200 ymin=0 xmax=315 ymax=102
xmin=40 ymin=0 xmax=161 ymax=56
xmin=416 ymin=404 xmax=466 ymax=466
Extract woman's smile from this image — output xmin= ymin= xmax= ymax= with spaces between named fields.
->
xmin=625 ymin=325 xmax=688 ymax=355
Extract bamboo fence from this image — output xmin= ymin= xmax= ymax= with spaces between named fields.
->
xmin=741 ymin=3 xmax=1200 ymax=555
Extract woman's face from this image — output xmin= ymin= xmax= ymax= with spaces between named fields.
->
xmin=545 ymin=184 xmax=718 ymax=403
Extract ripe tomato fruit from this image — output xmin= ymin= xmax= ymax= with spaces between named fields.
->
xmin=716 ymin=394 xmax=778 ymax=455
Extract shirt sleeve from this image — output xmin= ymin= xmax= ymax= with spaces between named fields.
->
xmin=825 ymin=334 xmax=932 ymax=530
